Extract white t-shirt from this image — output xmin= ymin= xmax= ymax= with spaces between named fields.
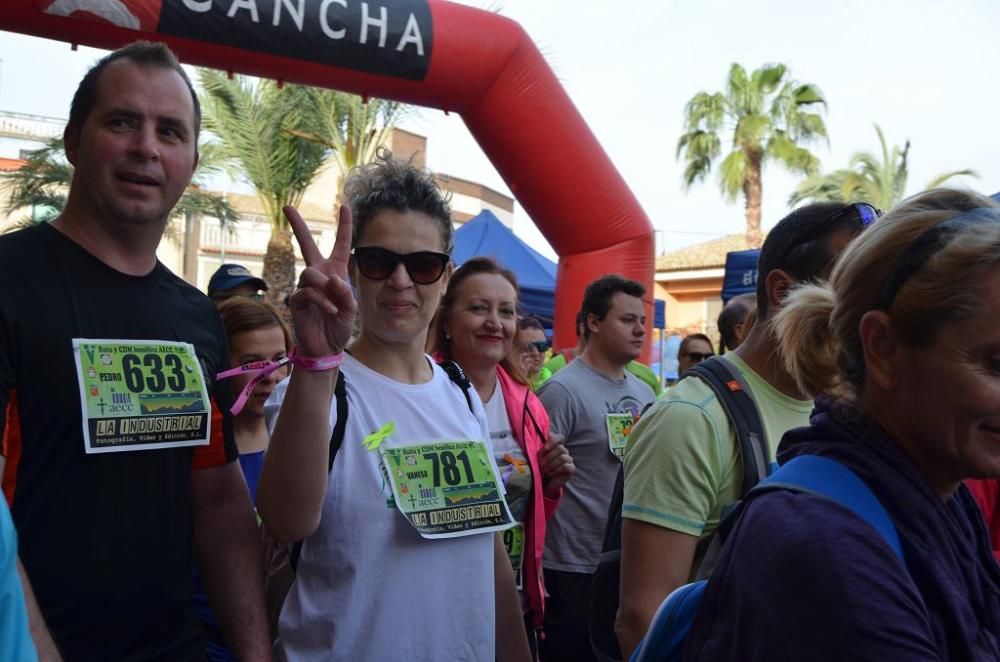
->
xmin=264 ymin=354 xmax=499 ymax=661
xmin=484 ymin=377 xmax=516 ymax=456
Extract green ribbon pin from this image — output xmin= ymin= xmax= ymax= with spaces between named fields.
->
xmin=363 ymin=421 xmax=395 ymax=450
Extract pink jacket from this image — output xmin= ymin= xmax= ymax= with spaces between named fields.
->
xmin=497 ymin=365 xmax=562 ymax=629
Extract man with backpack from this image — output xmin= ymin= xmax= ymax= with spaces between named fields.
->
xmin=615 ymin=203 xmax=876 ymax=658
xmin=537 ymin=275 xmax=655 ymax=661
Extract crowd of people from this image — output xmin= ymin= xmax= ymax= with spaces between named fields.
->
xmin=0 ymin=40 xmax=998 ymax=662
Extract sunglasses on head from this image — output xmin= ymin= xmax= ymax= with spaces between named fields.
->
xmin=352 ymin=246 xmax=451 ymax=285
xmin=684 ymin=351 xmax=714 ymax=363
xmin=777 ymin=202 xmax=883 ymax=270
xmin=522 ymin=340 xmax=551 ymax=353
xmin=827 ymin=202 xmax=882 ymax=228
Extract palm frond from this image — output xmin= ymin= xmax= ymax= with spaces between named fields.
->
xmin=767 ymin=131 xmax=820 ymax=175
xmin=678 ymin=61 xmax=827 ymax=237
xmin=718 ymin=150 xmax=749 ymax=201
xmin=677 ymin=130 xmax=721 ymax=188
xmin=733 ymin=114 xmax=771 ymax=149
xmin=199 ymin=69 xmax=328 ymax=229
xmin=924 ymin=168 xmax=979 ymax=190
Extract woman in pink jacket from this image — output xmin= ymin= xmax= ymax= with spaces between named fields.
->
xmin=434 ymin=257 xmax=574 ymax=655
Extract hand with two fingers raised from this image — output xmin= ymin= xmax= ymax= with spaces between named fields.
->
xmin=283 ymin=204 xmax=358 ymax=358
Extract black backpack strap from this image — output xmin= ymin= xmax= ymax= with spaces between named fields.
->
xmin=682 ymin=356 xmax=769 ymax=496
xmin=603 ymin=466 xmax=626 ymax=553
xmin=439 ymin=359 xmax=476 ymax=414
xmin=291 ymin=370 xmax=347 ymax=569
xmin=328 ymin=370 xmax=348 ymax=473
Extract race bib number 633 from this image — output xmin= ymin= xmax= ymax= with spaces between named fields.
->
xmin=72 ymin=339 xmax=212 ymax=454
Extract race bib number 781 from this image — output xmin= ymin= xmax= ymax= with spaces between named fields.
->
xmin=380 ymin=439 xmax=514 ymax=539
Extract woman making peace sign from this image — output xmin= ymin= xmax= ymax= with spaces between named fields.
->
xmin=257 ymin=152 xmax=530 ymax=661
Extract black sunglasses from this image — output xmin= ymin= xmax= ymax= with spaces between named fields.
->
xmin=776 ymin=202 xmax=882 ymax=273
xmin=522 ymin=340 xmax=551 ymax=353
xmin=828 ymin=202 xmax=882 ymax=228
xmin=352 ymin=246 xmax=450 ymax=285
xmin=683 ymin=351 xmax=714 ymax=363
xmin=795 ymin=202 xmax=882 ymax=248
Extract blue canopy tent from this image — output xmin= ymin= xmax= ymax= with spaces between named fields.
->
xmin=453 ymin=210 xmax=559 ymax=325
xmin=454 ymin=211 xmax=667 ymax=329
xmin=721 ymin=249 xmax=760 ymax=303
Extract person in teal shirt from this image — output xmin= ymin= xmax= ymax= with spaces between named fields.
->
xmin=1 ymin=498 xmax=36 ymax=661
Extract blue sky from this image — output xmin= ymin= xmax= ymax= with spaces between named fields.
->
xmin=1 ymin=0 xmax=998 ymax=259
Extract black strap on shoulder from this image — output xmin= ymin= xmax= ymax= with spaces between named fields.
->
xmin=291 ymin=370 xmax=347 ymax=570
xmin=681 ymin=356 xmax=769 ymax=496
xmin=328 ymin=370 xmax=348 ymax=473
xmin=438 ymin=360 xmax=476 ymax=414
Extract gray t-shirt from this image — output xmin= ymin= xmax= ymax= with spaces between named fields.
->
xmin=538 ymin=358 xmax=655 ymax=573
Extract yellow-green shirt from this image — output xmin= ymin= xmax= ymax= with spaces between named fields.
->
xmin=622 ymin=354 xmax=812 ymax=540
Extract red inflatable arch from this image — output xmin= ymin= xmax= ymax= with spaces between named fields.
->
xmin=0 ymin=0 xmax=654 ymax=358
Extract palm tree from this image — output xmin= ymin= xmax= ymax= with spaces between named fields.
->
xmin=1 ymin=136 xmax=238 ymax=241
xmin=199 ymin=69 xmax=329 ymax=305
xmin=677 ymin=63 xmax=828 ymax=247
xmin=1 ymin=137 xmax=70 ymax=225
xmin=789 ymin=124 xmax=978 ymax=210
xmin=288 ymin=89 xmax=406 ymax=210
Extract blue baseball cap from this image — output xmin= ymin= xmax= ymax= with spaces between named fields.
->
xmin=208 ymin=263 xmax=268 ymax=297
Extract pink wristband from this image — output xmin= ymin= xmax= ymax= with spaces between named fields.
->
xmin=287 ymin=345 xmax=345 ymax=371
xmin=217 ymin=346 xmax=344 ymax=416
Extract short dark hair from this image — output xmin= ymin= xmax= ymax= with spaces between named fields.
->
xmin=68 ymin=41 xmax=201 ymax=140
xmin=717 ymin=293 xmax=756 ymax=351
xmin=574 ymin=309 xmax=586 ymax=337
xmin=755 ymin=203 xmax=864 ymax=320
xmin=580 ymin=275 xmax=645 ymax=338
xmin=518 ymin=316 xmax=545 ymax=333
xmin=678 ymin=333 xmax=712 ymax=360
xmin=347 ymin=147 xmax=454 ymax=254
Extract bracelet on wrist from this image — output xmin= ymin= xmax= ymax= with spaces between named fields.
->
xmin=216 ymin=346 xmax=344 ymax=415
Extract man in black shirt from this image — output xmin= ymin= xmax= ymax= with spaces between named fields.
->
xmin=0 ymin=42 xmax=269 ymax=660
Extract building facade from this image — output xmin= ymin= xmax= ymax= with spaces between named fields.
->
xmin=654 ymin=234 xmax=756 ymax=346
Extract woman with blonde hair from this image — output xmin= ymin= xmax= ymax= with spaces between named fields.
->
xmin=684 ymin=189 xmax=1000 ymax=659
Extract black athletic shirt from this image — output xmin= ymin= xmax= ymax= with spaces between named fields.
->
xmin=0 ymin=223 xmax=237 ymax=660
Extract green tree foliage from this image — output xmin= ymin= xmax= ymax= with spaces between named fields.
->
xmin=789 ymin=124 xmax=978 ymax=210
xmin=288 ymin=89 xmax=406 ymax=209
xmin=677 ymin=63 xmax=828 ymax=247
xmin=199 ymin=70 xmax=329 ymax=305
xmin=1 ymin=137 xmax=69 ymax=225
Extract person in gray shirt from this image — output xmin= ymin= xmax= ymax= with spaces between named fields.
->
xmin=537 ymin=275 xmax=655 ymax=662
